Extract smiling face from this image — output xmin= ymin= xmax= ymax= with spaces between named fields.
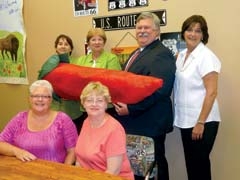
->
xmin=83 ymin=92 xmax=108 ymax=117
xmin=80 ymin=82 xmax=111 ymax=117
xmin=29 ymin=87 xmax=52 ymax=114
xmin=88 ymin=35 xmax=105 ymax=53
xmin=135 ymin=18 xmax=159 ymax=47
xmin=183 ymin=23 xmax=203 ymax=52
xmin=86 ymin=28 xmax=106 ymax=54
xmin=181 ymin=15 xmax=209 ymax=51
xmin=55 ymin=37 xmax=73 ymax=55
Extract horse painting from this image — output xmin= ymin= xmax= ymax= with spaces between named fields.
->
xmin=0 ymin=34 xmax=19 ymax=62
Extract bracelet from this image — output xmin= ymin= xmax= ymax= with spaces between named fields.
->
xmin=197 ymin=120 xmax=205 ymax=125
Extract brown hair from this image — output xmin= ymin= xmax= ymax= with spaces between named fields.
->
xmin=54 ymin=34 xmax=74 ymax=55
xmin=86 ymin=28 xmax=107 ymax=44
xmin=181 ymin=15 xmax=209 ymax=44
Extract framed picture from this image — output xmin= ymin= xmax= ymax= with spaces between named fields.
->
xmin=0 ymin=0 xmax=28 ymax=84
xmin=160 ymin=32 xmax=186 ymax=59
xmin=73 ymin=0 xmax=98 ymax=16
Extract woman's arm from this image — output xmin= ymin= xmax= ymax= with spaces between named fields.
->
xmin=60 ymin=112 xmax=78 ymax=164
xmin=192 ymin=71 xmax=219 ymax=140
xmin=199 ymin=71 xmax=218 ymax=122
xmin=106 ymin=54 xmax=122 ymax=70
xmin=64 ymin=147 xmax=76 ymax=165
xmin=105 ymin=155 xmax=123 ymax=175
xmin=0 ymin=141 xmax=36 ymax=161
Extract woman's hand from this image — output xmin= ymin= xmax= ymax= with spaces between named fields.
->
xmin=64 ymin=148 xmax=76 ymax=165
xmin=14 ymin=148 xmax=37 ymax=162
xmin=191 ymin=71 xmax=218 ymax=141
xmin=75 ymin=161 xmax=81 ymax=166
xmin=192 ymin=123 xmax=205 ymax=140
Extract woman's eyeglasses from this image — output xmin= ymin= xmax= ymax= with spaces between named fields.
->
xmin=85 ymin=98 xmax=105 ymax=105
xmin=30 ymin=95 xmax=52 ymax=100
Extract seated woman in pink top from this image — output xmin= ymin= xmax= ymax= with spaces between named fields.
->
xmin=0 ymin=80 xmax=78 ymax=164
xmin=75 ymin=82 xmax=134 ymax=180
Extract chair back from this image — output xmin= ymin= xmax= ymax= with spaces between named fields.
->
xmin=126 ymin=134 xmax=157 ymax=179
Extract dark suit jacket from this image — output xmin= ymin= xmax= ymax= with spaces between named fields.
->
xmin=115 ymin=39 xmax=176 ymax=137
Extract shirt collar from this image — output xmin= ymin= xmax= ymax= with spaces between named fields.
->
xmin=189 ymin=42 xmax=205 ymax=59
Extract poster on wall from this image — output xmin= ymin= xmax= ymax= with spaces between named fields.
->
xmin=111 ymin=46 xmax=138 ymax=67
xmin=108 ymin=0 xmax=148 ymax=11
xmin=73 ymin=0 xmax=98 ymax=17
xmin=111 ymin=32 xmax=138 ymax=67
xmin=160 ymin=32 xmax=186 ymax=59
xmin=0 ymin=0 xmax=28 ymax=84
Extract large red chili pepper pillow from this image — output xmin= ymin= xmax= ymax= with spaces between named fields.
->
xmin=43 ymin=63 xmax=163 ymax=104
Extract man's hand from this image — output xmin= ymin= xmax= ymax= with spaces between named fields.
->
xmin=113 ymin=102 xmax=129 ymax=116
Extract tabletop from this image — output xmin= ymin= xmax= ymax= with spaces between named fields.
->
xmin=0 ymin=155 xmax=126 ymax=180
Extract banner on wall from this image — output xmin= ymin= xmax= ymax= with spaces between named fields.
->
xmin=0 ymin=0 xmax=28 ymax=84
xmin=73 ymin=0 xmax=98 ymax=17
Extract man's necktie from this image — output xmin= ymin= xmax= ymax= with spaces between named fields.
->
xmin=124 ymin=49 xmax=140 ymax=71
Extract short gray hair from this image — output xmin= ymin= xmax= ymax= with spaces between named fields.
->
xmin=29 ymin=80 xmax=53 ymax=96
xmin=136 ymin=12 xmax=160 ymax=35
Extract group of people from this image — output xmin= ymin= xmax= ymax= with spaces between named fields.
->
xmin=0 ymin=11 xmax=221 ymax=180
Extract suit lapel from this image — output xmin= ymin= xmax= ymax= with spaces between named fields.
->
xmin=125 ymin=39 xmax=160 ymax=70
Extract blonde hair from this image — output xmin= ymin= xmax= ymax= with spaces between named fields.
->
xmin=86 ymin=28 xmax=107 ymax=44
xmin=80 ymin=82 xmax=111 ymax=104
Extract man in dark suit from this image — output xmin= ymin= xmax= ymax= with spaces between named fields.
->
xmin=113 ymin=12 xmax=176 ymax=180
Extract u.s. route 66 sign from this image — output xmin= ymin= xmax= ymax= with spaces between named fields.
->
xmin=93 ymin=10 xmax=166 ymax=31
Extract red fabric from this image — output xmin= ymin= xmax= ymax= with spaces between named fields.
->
xmin=43 ymin=63 xmax=163 ymax=104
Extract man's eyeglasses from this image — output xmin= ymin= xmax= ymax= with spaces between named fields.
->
xmin=30 ymin=95 xmax=52 ymax=100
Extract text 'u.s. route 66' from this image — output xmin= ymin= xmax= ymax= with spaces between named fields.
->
xmin=92 ymin=10 xmax=166 ymax=31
